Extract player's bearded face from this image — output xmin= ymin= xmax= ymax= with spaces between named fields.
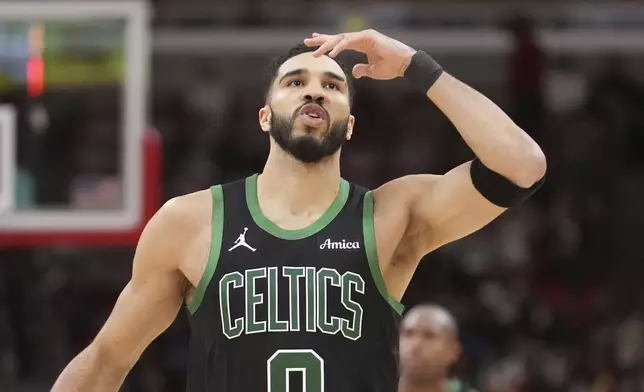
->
xmin=269 ymin=104 xmax=349 ymax=164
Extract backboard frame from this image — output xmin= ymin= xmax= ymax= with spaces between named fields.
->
xmin=0 ymin=129 xmax=160 ymax=248
xmin=0 ymin=1 xmax=150 ymax=232
xmin=0 ymin=106 xmax=16 ymax=215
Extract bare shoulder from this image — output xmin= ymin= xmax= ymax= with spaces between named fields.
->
xmin=372 ymin=174 xmax=442 ymax=228
xmin=371 ymin=175 xmax=441 ymax=262
xmin=374 ymin=174 xmax=442 ymax=203
xmin=136 ymin=189 xmax=213 ymax=271
xmin=159 ymin=189 xmax=213 ymax=232
xmin=366 ymin=175 xmax=444 ymax=299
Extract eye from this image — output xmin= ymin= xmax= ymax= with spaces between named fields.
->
xmin=287 ymin=80 xmax=302 ymax=87
xmin=325 ymin=82 xmax=338 ymax=90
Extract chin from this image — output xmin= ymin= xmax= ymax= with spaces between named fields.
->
xmin=269 ymin=115 xmax=347 ymax=164
xmin=296 ymin=123 xmax=329 ymax=137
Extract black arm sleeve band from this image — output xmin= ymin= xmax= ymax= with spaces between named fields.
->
xmin=469 ymin=157 xmax=545 ymax=208
xmin=403 ymin=50 xmax=444 ymax=93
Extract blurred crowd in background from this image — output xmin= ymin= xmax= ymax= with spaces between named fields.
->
xmin=1 ymin=1 xmax=644 ymax=391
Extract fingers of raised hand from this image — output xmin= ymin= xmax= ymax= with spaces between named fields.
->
xmin=303 ymin=33 xmax=330 ymax=46
xmin=328 ymin=38 xmax=352 ymax=58
xmin=328 ymin=32 xmax=373 ymax=57
xmin=317 ymin=35 xmax=346 ymax=57
xmin=305 ymin=33 xmax=360 ymax=57
xmin=304 ymin=31 xmax=374 ymax=57
xmin=352 ymin=63 xmax=374 ymax=79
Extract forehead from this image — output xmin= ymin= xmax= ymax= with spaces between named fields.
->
xmin=401 ymin=310 xmax=451 ymax=334
xmin=277 ymin=52 xmax=346 ymax=80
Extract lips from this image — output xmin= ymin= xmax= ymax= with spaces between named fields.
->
xmin=300 ymin=103 xmax=326 ymax=121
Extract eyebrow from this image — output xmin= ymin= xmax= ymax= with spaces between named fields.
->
xmin=323 ymin=71 xmax=346 ymax=83
xmin=278 ymin=68 xmax=346 ymax=85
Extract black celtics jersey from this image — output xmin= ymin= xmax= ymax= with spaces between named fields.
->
xmin=185 ymin=173 xmax=404 ymax=392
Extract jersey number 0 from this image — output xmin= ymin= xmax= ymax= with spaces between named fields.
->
xmin=267 ymin=349 xmax=324 ymax=392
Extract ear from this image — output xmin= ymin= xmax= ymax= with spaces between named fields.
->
xmin=259 ymin=105 xmax=271 ymax=133
xmin=449 ymin=339 xmax=462 ymax=366
xmin=346 ymin=115 xmax=356 ymax=140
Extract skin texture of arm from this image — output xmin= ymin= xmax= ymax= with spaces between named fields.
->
xmin=50 ymin=196 xmax=204 ymax=392
xmin=303 ymin=30 xmax=546 ymax=262
xmin=371 ymin=73 xmax=545 ymax=298
xmin=303 ymin=29 xmax=546 ymax=299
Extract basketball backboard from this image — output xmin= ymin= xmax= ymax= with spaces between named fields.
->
xmin=0 ymin=1 xmax=156 ymax=247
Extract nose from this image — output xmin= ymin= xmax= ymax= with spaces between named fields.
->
xmin=405 ymin=336 xmax=425 ymax=355
xmin=303 ymin=85 xmax=326 ymax=104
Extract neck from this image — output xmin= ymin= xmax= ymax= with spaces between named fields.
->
xmin=258 ymin=146 xmax=341 ymax=219
xmin=398 ymin=377 xmax=450 ymax=392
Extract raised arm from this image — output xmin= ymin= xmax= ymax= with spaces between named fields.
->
xmin=303 ymin=29 xmax=546 ymax=270
xmin=51 ymin=201 xmax=190 ymax=392
xmin=304 ymin=29 xmax=546 ymax=257
xmin=387 ymin=70 xmax=546 ymax=253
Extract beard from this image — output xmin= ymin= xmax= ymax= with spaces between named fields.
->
xmin=269 ymin=104 xmax=349 ymax=164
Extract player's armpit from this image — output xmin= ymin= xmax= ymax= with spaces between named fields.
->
xmin=405 ymin=161 xmax=506 ymax=253
xmin=51 ymin=201 xmax=189 ymax=392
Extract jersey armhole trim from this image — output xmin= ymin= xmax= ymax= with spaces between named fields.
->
xmin=362 ymin=190 xmax=405 ymax=315
xmin=188 ymin=184 xmax=224 ymax=315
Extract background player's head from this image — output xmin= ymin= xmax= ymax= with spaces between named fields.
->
xmin=399 ymin=304 xmax=462 ymax=384
xmin=259 ymin=43 xmax=356 ymax=164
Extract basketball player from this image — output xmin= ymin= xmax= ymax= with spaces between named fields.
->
xmin=51 ymin=29 xmax=546 ymax=392
xmin=399 ymin=304 xmax=477 ymax=392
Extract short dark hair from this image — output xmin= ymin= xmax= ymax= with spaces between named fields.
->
xmin=263 ymin=43 xmax=355 ymax=105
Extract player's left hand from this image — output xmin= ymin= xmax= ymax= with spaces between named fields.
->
xmin=303 ymin=29 xmax=416 ymax=80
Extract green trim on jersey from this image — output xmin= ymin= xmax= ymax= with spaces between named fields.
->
xmin=449 ymin=378 xmax=478 ymax=392
xmin=362 ymin=190 xmax=405 ymax=315
xmin=245 ymin=173 xmax=351 ymax=240
xmin=188 ymin=185 xmax=225 ymax=315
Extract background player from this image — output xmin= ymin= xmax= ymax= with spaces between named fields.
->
xmin=51 ymin=29 xmax=545 ymax=391
xmin=399 ymin=304 xmax=477 ymax=392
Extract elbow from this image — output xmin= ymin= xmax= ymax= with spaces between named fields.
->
xmin=514 ymin=142 xmax=547 ymax=188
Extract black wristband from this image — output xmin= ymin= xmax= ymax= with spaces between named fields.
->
xmin=403 ymin=50 xmax=444 ymax=93
xmin=469 ymin=158 xmax=545 ymax=208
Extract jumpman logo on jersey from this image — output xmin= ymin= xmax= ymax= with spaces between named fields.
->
xmin=228 ymin=227 xmax=256 ymax=252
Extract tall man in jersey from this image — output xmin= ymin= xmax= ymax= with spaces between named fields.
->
xmin=51 ymin=29 xmax=546 ymax=392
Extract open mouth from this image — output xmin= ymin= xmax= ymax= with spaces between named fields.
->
xmin=300 ymin=103 xmax=327 ymax=121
